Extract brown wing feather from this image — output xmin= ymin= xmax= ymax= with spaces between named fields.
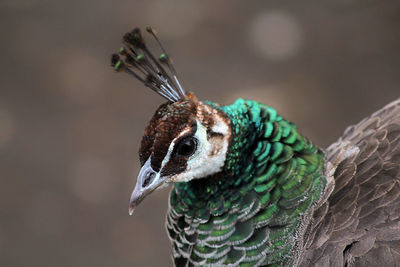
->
xmin=300 ymin=98 xmax=400 ymax=267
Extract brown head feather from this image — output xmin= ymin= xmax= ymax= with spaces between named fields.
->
xmin=139 ymin=92 xmax=230 ymax=178
xmin=139 ymin=97 xmax=197 ymax=171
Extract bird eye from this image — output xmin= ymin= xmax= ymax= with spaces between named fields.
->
xmin=175 ymin=136 xmax=198 ymax=157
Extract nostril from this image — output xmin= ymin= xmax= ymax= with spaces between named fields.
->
xmin=142 ymin=172 xmax=155 ymax=187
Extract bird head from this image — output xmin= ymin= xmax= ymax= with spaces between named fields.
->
xmin=131 ymin=94 xmax=232 ymax=213
xmin=111 ymin=28 xmax=231 ymax=214
xmin=111 ymin=27 xmax=329 ymax=266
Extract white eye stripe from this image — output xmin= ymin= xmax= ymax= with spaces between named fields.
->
xmin=154 ymin=101 xmax=232 ymax=183
xmin=159 ymin=125 xmax=196 ymax=174
xmin=175 ymin=127 xmax=194 ymax=139
xmin=161 ymin=113 xmax=231 ymax=183
xmin=160 ymin=143 xmax=174 ymax=172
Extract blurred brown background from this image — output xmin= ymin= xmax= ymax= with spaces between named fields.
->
xmin=1 ymin=0 xmax=399 ymax=266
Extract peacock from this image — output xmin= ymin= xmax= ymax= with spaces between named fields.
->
xmin=111 ymin=27 xmax=400 ymax=267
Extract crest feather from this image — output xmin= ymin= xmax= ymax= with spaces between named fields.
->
xmin=111 ymin=27 xmax=186 ymax=102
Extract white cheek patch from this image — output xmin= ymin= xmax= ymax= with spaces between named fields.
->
xmin=171 ymin=119 xmax=230 ymax=182
xmin=211 ymin=117 xmax=229 ymax=135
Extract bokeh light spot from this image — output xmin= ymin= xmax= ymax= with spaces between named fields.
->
xmin=249 ymin=10 xmax=303 ymax=61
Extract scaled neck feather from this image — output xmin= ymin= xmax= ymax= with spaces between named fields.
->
xmin=168 ymin=98 xmax=328 ymax=266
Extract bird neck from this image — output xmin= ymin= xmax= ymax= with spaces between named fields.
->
xmin=169 ymin=99 xmax=328 ymax=265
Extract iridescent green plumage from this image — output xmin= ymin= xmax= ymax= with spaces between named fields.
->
xmin=167 ymin=99 xmax=327 ymax=266
xmin=111 ymin=28 xmax=400 ymax=266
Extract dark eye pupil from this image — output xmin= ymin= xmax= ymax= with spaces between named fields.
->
xmin=176 ymin=137 xmax=197 ymax=157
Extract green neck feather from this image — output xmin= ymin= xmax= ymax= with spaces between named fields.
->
xmin=168 ymin=99 xmax=327 ymax=266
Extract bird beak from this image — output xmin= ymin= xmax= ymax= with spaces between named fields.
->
xmin=129 ymin=157 xmax=166 ymax=215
